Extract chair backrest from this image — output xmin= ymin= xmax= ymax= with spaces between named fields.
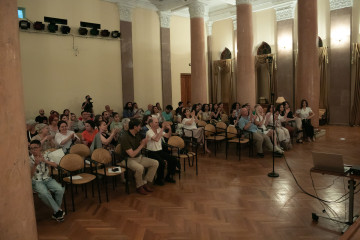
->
xmin=114 ymin=144 xmax=121 ymax=155
xmin=76 ymin=132 xmax=82 ymax=140
xmin=59 ymin=154 xmax=84 ymax=172
xmin=216 ymin=122 xmax=227 ymax=131
xmin=168 ymin=136 xmax=185 ymax=149
xmin=197 ymin=120 xmax=207 ymax=127
xmin=204 ymin=124 xmax=215 ymax=136
xmin=91 ymin=148 xmax=112 ymax=165
xmin=221 ymin=114 xmax=228 ymax=122
xmin=70 ymin=144 xmax=90 ymax=159
xmin=227 ymin=125 xmax=238 ymax=138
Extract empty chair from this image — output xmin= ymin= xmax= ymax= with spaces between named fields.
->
xmin=204 ymin=124 xmax=226 ymax=156
xmin=58 ymin=153 xmax=97 ymax=212
xmin=226 ymin=125 xmax=250 ymax=160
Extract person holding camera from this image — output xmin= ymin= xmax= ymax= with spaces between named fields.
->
xmin=82 ymin=95 xmax=93 ymax=113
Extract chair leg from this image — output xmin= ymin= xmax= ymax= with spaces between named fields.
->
xmin=91 ymin=181 xmax=94 ymax=197
xmin=239 ymin=143 xmax=241 ymax=161
xmin=183 ymin=158 xmax=186 ymax=172
xmin=214 ymin=141 xmax=217 ymax=156
xmin=125 ymin=171 xmax=129 ymax=194
xmin=226 ymin=141 xmax=228 ymax=159
xmin=96 ymin=176 xmax=102 ymax=203
xmin=63 ymin=185 xmax=67 ymax=214
xmin=105 ymin=176 xmax=109 ymax=202
xmin=195 ymin=155 xmax=198 ymax=175
xmin=70 ymin=183 xmax=75 ymax=212
xmin=84 ymin=183 xmax=88 ymax=198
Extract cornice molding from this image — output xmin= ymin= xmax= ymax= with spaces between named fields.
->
xmin=274 ymin=5 xmax=295 ymax=21
xmin=159 ymin=11 xmax=171 ymax=28
xmin=330 ymin=0 xmax=353 ymax=11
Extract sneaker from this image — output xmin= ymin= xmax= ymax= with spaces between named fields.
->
xmin=52 ymin=210 xmax=65 ymax=221
xmin=274 ymin=146 xmax=284 ymax=154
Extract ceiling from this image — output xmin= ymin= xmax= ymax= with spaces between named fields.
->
xmin=127 ymin=0 xmax=297 ymax=22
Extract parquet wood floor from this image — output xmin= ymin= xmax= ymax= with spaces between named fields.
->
xmin=34 ymin=126 xmax=360 ymax=240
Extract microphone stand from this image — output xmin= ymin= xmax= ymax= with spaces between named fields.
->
xmin=267 ymin=57 xmax=279 ymax=178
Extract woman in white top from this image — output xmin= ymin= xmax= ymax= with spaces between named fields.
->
xmin=55 ymin=120 xmax=80 ymax=150
xmin=151 ymin=106 xmax=163 ymax=123
xmin=182 ymin=109 xmax=210 ymax=153
xmin=296 ymin=99 xmax=315 ymax=142
xmin=254 ymin=105 xmax=283 ymax=153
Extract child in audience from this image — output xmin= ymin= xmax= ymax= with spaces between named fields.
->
xmin=110 ymin=112 xmax=123 ymax=132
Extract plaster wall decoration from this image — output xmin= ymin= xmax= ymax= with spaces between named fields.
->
xmin=236 ymin=0 xmax=254 ymax=5
xmin=330 ymin=0 xmax=353 ymax=11
xmin=207 ymin=21 xmax=213 ymax=36
xmin=159 ymin=11 xmax=171 ymax=28
xmin=274 ymin=4 xmax=296 ymax=21
xmin=232 ymin=17 xmax=237 ymax=31
xmin=117 ymin=3 xmax=133 ymax=22
xmin=189 ymin=1 xmax=207 ymax=18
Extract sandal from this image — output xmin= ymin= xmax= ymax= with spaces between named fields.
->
xmin=296 ymin=139 xmax=303 ymax=143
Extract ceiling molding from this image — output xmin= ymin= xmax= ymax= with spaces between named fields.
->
xmin=104 ymin=0 xmax=298 ymax=23
xmin=329 ymin=0 xmax=353 ymax=11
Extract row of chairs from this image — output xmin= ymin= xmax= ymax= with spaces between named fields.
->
xmin=195 ymin=120 xmax=253 ymax=160
xmin=52 ymin=144 xmax=125 ymax=212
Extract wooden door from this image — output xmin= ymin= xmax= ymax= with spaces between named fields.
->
xmin=181 ymin=74 xmax=191 ymax=105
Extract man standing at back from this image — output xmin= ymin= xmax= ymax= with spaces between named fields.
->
xmin=120 ymin=118 xmax=159 ymax=195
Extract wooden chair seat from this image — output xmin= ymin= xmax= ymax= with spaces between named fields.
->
xmin=63 ymin=173 xmax=96 ymax=184
xmin=93 ymin=167 xmax=126 ymax=177
xmin=228 ymin=138 xmax=249 ymax=144
xmin=206 ymin=135 xmax=226 ymax=141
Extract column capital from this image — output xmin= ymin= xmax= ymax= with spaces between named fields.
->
xmin=330 ymin=0 xmax=353 ymax=11
xmin=207 ymin=21 xmax=213 ymax=36
xmin=236 ymin=0 xmax=254 ymax=5
xmin=189 ymin=1 xmax=208 ymax=19
xmin=158 ymin=11 xmax=171 ymax=28
xmin=117 ymin=2 xmax=135 ymax=22
xmin=232 ymin=17 xmax=237 ymax=31
xmin=274 ymin=3 xmax=296 ymax=22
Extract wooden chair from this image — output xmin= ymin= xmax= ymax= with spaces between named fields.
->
xmin=70 ymin=144 xmax=91 ymax=168
xmin=91 ymin=148 xmax=125 ymax=202
xmin=76 ymin=132 xmax=82 ymax=141
xmin=197 ymin=120 xmax=207 ymax=128
xmin=58 ymin=153 xmax=97 ymax=212
xmin=114 ymin=144 xmax=131 ymax=194
xmin=215 ymin=121 xmax=227 ymax=136
xmin=226 ymin=126 xmax=250 ymax=160
xmin=167 ymin=136 xmax=198 ymax=176
xmin=204 ymin=124 xmax=226 ymax=156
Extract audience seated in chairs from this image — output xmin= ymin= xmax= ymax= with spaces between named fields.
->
xmin=29 ymin=140 xmax=65 ymax=222
xmin=35 ymin=109 xmax=48 ymax=124
xmin=109 ymin=112 xmax=123 ymax=132
xmin=296 ymin=99 xmax=315 ymax=142
xmin=55 ymin=120 xmax=81 ymax=150
xmin=48 ymin=114 xmax=59 ymax=138
xmin=228 ymin=109 xmax=239 ymax=126
xmin=201 ymin=104 xmax=211 ymax=122
xmin=98 ymin=120 xmax=119 ymax=151
xmin=32 ymin=123 xmax=55 ymax=151
xmin=238 ymin=107 xmax=283 ymax=158
xmin=123 ymin=102 xmax=134 ymax=119
xmin=146 ymin=118 xmax=177 ymax=185
xmin=26 ymin=119 xmax=38 ymax=144
xmin=119 ymin=118 xmax=159 ymax=195
xmin=81 ymin=120 xmax=98 ymax=147
xmin=182 ymin=108 xmax=211 ymax=153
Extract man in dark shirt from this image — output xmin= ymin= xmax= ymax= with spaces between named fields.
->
xmin=120 ymin=118 xmax=159 ymax=195
xmin=175 ymin=101 xmax=184 ymax=116
xmin=82 ymin=95 xmax=93 ymax=113
xmin=35 ymin=109 xmax=48 ymax=124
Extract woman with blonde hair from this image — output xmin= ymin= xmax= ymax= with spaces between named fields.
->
xmin=32 ymin=123 xmax=55 ymax=151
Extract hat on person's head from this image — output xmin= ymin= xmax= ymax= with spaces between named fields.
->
xmin=26 ymin=119 xmax=37 ymax=126
xmin=35 ymin=123 xmax=47 ymax=132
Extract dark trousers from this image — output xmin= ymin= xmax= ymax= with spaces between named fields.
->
xmin=302 ymin=119 xmax=314 ymax=138
xmin=147 ymin=150 xmax=177 ymax=180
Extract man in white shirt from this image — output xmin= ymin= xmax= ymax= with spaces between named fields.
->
xmin=146 ymin=118 xmax=177 ymax=185
xmin=29 ymin=140 xmax=65 ymax=222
